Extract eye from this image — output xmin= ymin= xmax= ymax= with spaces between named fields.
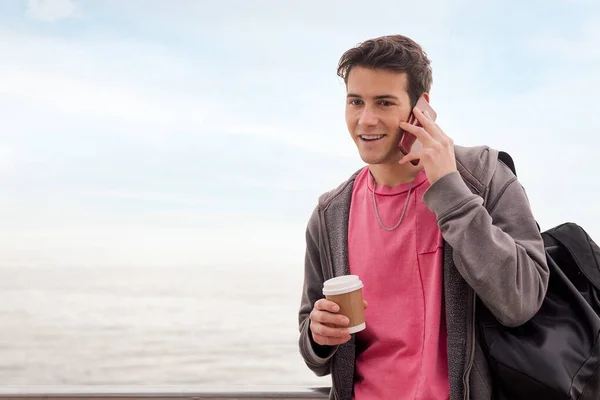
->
xmin=348 ymin=99 xmax=362 ymax=106
xmin=379 ymin=101 xmax=393 ymax=107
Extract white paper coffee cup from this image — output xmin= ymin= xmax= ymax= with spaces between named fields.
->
xmin=323 ymin=275 xmax=366 ymax=334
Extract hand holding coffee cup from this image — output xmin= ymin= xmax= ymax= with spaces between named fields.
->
xmin=310 ymin=275 xmax=368 ymax=346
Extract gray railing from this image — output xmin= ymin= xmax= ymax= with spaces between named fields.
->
xmin=0 ymin=386 xmax=330 ymax=399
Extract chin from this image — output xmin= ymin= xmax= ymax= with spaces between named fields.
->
xmin=358 ymin=153 xmax=389 ymax=165
xmin=357 ymin=149 xmax=398 ymax=165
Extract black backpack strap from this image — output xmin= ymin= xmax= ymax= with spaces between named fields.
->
xmin=498 ymin=150 xmax=516 ymax=176
xmin=544 ymin=222 xmax=600 ymax=291
xmin=476 ymin=150 xmax=521 ymax=380
xmin=497 ymin=150 xmax=540 ymax=232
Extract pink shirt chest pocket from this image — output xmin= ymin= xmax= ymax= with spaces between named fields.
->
xmin=415 ymin=187 xmax=444 ymax=255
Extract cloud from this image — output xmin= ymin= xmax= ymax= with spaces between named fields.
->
xmin=85 ymin=190 xmax=215 ymax=207
xmin=2 ymin=1 xmax=600 ymax=268
xmin=25 ymin=0 xmax=81 ymax=22
xmin=525 ymin=19 xmax=600 ymax=63
xmin=0 ymin=65 xmax=207 ymax=129
xmin=0 ymin=30 xmax=356 ymax=158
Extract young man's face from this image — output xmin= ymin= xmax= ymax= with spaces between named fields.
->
xmin=345 ymin=67 xmax=413 ymax=165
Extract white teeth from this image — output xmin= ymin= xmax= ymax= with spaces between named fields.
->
xmin=360 ymin=135 xmax=384 ymax=140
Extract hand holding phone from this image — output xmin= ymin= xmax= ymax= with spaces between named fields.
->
xmin=398 ymin=95 xmax=437 ymax=166
xmin=398 ymin=98 xmax=457 ymax=185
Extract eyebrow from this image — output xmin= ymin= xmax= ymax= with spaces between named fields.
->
xmin=346 ymin=93 xmax=400 ymax=101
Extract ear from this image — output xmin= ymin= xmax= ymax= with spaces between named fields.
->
xmin=422 ymin=92 xmax=430 ymax=102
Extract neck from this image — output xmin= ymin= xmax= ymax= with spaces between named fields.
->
xmin=368 ymin=163 xmax=423 ymax=187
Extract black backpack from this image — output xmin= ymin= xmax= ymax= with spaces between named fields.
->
xmin=477 ymin=152 xmax=600 ymax=399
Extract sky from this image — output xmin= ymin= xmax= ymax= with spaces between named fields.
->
xmin=0 ymin=0 xmax=599 ymax=268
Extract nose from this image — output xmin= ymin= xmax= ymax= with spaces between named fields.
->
xmin=358 ymin=106 xmax=378 ymax=127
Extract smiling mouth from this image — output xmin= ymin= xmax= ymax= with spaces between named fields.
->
xmin=359 ymin=135 xmax=385 ymax=141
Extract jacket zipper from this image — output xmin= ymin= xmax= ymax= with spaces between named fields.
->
xmin=463 ymin=287 xmax=477 ymax=400
xmin=318 ymin=206 xmax=334 ymax=281
xmin=461 ymin=186 xmax=490 ymax=399
xmin=318 ymin=206 xmax=341 ymax=399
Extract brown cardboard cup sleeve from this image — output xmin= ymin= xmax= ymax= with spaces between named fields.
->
xmin=322 ymin=275 xmax=366 ymax=334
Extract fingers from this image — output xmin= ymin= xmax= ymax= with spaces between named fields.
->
xmin=312 ymin=300 xmax=350 ymax=326
xmin=400 ymin=107 xmax=446 ymax=144
xmin=315 ymin=298 xmax=340 ymax=313
xmin=363 ymin=299 xmax=368 ymax=309
xmin=399 ymin=150 xmax=424 ymax=166
xmin=399 ymin=106 xmax=453 ymax=166
xmin=398 ymin=120 xmax=433 ymax=147
xmin=310 ymin=318 xmax=351 ymax=346
xmin=414 ymin=107 xmax=452 ymax=143
xmin=312 ymin=329 xmax=352 ymax=346
xmin=412 ymin=107 xmax=439 ymax=136
xmin=310 ymin=299 xmax=352 ymax=346
xmin=310 ymin=319 xmax=350 ymax=339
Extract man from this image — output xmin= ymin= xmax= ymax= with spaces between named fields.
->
xmin=297 ymin=35 xmax=549 ymax=400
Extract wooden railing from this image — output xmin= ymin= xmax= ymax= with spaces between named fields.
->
xmin=0 ymin=386 xmax=330 ymax=399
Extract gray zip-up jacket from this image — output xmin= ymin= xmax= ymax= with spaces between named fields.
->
xmin=298 ymin=145 xmax=549 ymax=400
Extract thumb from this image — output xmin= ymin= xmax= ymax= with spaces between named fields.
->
xmin=399 ymin=152 xmax=420 ymax=165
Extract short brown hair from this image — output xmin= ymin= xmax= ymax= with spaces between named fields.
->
xmin=337 ymin=35 xmax=433 ymax=107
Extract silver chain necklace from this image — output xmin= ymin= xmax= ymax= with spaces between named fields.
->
xmin=371 ymin=175 xmax=414 ymax=232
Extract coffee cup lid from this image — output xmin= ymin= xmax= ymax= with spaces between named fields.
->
xmin=322 ymin=275 xmax=363 ymax=296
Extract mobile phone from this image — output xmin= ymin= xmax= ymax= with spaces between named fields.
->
xmin=398 ymin=95 xmax=437 ymax=166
